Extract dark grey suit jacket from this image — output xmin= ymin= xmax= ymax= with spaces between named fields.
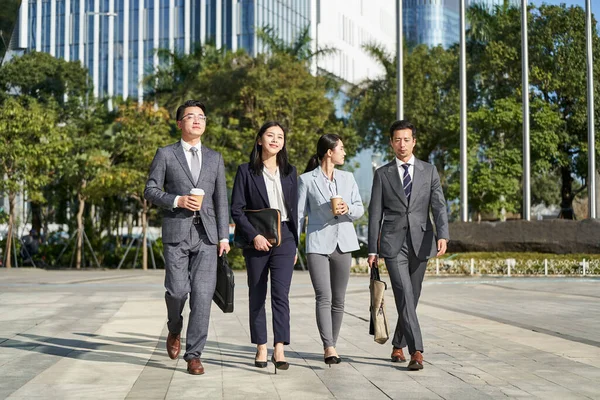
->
xmin=368 ymin=158 xmax=449 ymax=260
xmin=144 ymin=141 xmax=229 ymax=245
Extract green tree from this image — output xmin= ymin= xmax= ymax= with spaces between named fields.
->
xmin=0 ymin=97 xmax=68 ymax=268
xmin=346 ymin=43 xmax=459 ymax=188
xmin=0 ymin=51 xmax=89 ymax=120
xmin=88 ymin=102 xmax=172 ymax=269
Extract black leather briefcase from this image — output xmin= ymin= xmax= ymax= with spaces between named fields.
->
xmin=213 ymin=254 xmax=234 ymax=313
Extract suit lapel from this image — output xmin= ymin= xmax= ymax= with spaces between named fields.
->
xmin=281 ymin=173 xmax=293 ymax=209
xmin=249 ymin=170 xmax=270 ymax=206
xmin=384 ymin=162 xmax=408 ymax=207
xmin=313 ymin=167 xmax=331 ymax=202
xmin=409 ymin=159 xmax=425 ymax=209
xmin=172 ymin=141 xmax=195 ymax=185
xmin=197 ymin=146 xmax=210 ymax=186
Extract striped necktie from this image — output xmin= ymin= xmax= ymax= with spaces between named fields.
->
xmin=402 ymin=164 xmax=412 ymax=200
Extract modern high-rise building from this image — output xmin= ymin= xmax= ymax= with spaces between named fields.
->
xmin=403 ymin=0 xmax=518 ymax=48
xmin=311 ymin=0 xmax=396 ymax=84
xmin=7 ymin=0 xmax=398 ymax=102
xmin=8 ymin=0 xmax=313 ymax=102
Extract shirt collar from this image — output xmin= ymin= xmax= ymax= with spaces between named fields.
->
xmin=318 ymin=165 xmax=336 ymax=182
xmin=263 ymin=167 xmax=280 ymax=180
xmin=181 ymin=139 xmax=201 ymax=152
xmin=395 ymin=155 xmax=415 ymax=169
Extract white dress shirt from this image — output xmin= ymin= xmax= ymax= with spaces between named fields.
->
xmin=262 ymin=167 xmax=289 ymax=222
xmin=396 ymin=155 xmax=415 ymax=185
xmin=320 ymin=167 xmax=338 ymax=197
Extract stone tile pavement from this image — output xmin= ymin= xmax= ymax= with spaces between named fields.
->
xmin=0 ymin=269 xmax=598 ymax=399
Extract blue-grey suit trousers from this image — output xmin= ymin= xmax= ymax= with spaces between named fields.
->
xmin=164 ymin=223 xmax=217 ymax=361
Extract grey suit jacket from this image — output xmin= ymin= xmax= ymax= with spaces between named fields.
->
xmin=298 ymin=167 xmax=364 ymax=254
xmin=144 ymin=141 xmax=229 ymax=245
xmin=368 ymin=158 xmax=449 ymax=260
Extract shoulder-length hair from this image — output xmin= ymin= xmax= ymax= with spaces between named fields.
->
xmin=249 ymin=121 xmax=293 ymax=177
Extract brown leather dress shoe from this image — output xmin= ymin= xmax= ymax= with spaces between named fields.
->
xmin=187 ymin=358 xmax=205 ymax=375
xmin=408 ymin=351 xmax=424 ymax=370
xmin=166 ymin=332 xmax=181 ymax=360
xmin=391 ymin=347 xmax=406 ymax=362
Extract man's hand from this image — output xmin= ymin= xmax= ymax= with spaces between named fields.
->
xmin=218 ymin=242 xmax=230 ymax=256
xmin=436 ymin=239 xmax=447 ymax=257
xmin=367 ymin=254 xmax=378 ymax=269
xmin=253 ymin=235 xmax=272 ymax=252
xmin=177 ymin=195 xmax=201 ymax=211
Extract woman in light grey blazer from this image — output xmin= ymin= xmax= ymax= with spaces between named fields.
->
xmin=298 ymin=134 xmax=364 ymax=365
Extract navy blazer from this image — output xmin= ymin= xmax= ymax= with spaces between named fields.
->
xmin=231 ymin=163 xmax=299 ymax=246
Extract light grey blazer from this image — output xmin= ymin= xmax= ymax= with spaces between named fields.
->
xmin=298 ymin=167 xmax=364 ymax=254
xmin=368 ymin=158 xmax=449 ymax=260
xmin=144 ymin=141 xmax=229 ymax=245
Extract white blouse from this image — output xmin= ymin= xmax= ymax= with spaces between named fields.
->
xmin=262 ymin=167 xmax=289 ymax=222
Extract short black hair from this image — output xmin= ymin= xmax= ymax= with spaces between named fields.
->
xmin=176 ymin=100 xmax=207 ymax=121
xmin=389 ymin=120 xmax=416 ymax=139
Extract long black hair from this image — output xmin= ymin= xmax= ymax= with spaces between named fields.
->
xmin=304 ymin=134 xmax=342 ymax=173
xmin=249 ymin=121 xmax=293 ymax=177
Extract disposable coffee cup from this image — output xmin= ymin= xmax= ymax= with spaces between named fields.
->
xmin=330 ymin=195 xmax=343 ymax=215
xmin=190 ymin=188 xmax=205 ymax=210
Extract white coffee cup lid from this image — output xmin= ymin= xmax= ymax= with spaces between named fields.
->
xmin=330 ymin=195 xmax=342 ymax=199
xmin=190 ymin=188 xmax=205 ymax=195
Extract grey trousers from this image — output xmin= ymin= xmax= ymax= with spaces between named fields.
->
xmin=163 ymin=223 xmax=217 ymax=361
xmin=307 ymin=247 xmax=352 ymax=348
xmin=384 ymin=235 xmax=427 ymax=354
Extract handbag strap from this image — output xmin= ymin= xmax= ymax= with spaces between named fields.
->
xmin=371 ymin=266 xmax=381 ymax=281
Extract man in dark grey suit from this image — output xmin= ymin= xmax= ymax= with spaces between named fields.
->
xmin=368 ymin=120 xmax=449 ymax=371
xmin=145 ymin=100 xmax=230 ymax=375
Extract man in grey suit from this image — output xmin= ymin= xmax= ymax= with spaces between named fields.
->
xmin=368 ymin=120 xmax=449 ymax=371
xmin=145 ymin=100 xmax=230 ymax=375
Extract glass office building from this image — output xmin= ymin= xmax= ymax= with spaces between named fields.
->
xmin=11 ymin=0 xmax=311 ymax=102
xmin=403 ymin=0 xmax=515 ymax=48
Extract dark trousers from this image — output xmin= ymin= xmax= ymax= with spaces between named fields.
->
xmin=163 ymin=223 xmax=217 ymax=361
xmin=244 ymin=222 xmax=296 ymax=346
xmin=384 ymin=234 xmax=427 ymax=354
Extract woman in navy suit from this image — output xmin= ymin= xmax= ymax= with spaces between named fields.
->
xmin=297 ymin=134 xmax=364 ymax=365
xmin=231 ymin=121 xmax=298 ymax=372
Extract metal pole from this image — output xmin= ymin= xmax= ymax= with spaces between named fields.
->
xmin=396 ymin=0 xmax=403 ymax=120
xmin=459 ymin=0 xmax=468 ymax=222
xmin=586 ymin=0 xmax=596 ymax=218
xmin=522 ymin=0 xmax=531 ymax=220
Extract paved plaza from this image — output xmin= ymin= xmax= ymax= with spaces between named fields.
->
xmin=0 ymin=268 xmax=598 ymax=399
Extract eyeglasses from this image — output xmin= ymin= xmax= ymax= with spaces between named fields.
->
xmin=181 ymin=113 xmax=207 ymax=122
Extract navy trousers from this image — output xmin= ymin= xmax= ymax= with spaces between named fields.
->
xmin=244 ymin=222 xmax=296 ymax=346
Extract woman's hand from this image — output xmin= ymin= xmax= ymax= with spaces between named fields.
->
xmin=253 ymin=234 xmax=273 ymax=252
xmin=336 ymin=201 xmax=349 ymax=215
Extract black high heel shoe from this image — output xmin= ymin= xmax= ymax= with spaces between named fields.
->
xmin=255 ymin=351 xmax=267 ymax=368
xmin=271 ymin=355 xmax=290 ymax=374
xmin=324 ymin=355 xmax=342 ymax=367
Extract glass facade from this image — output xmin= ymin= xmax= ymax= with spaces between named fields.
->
xmin=238 ymin=0 xmax=311 ymax=56
xmin=14 ymin=0 xmax=311 ymax=101
xmin=403 ymin=0 xmax=514 ymax=48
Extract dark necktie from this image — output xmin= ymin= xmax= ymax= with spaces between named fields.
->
xmin=190 ymin=147 xmax=200 ymax=183
xmin=402 ymin=164 xmax=412 ymax=200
